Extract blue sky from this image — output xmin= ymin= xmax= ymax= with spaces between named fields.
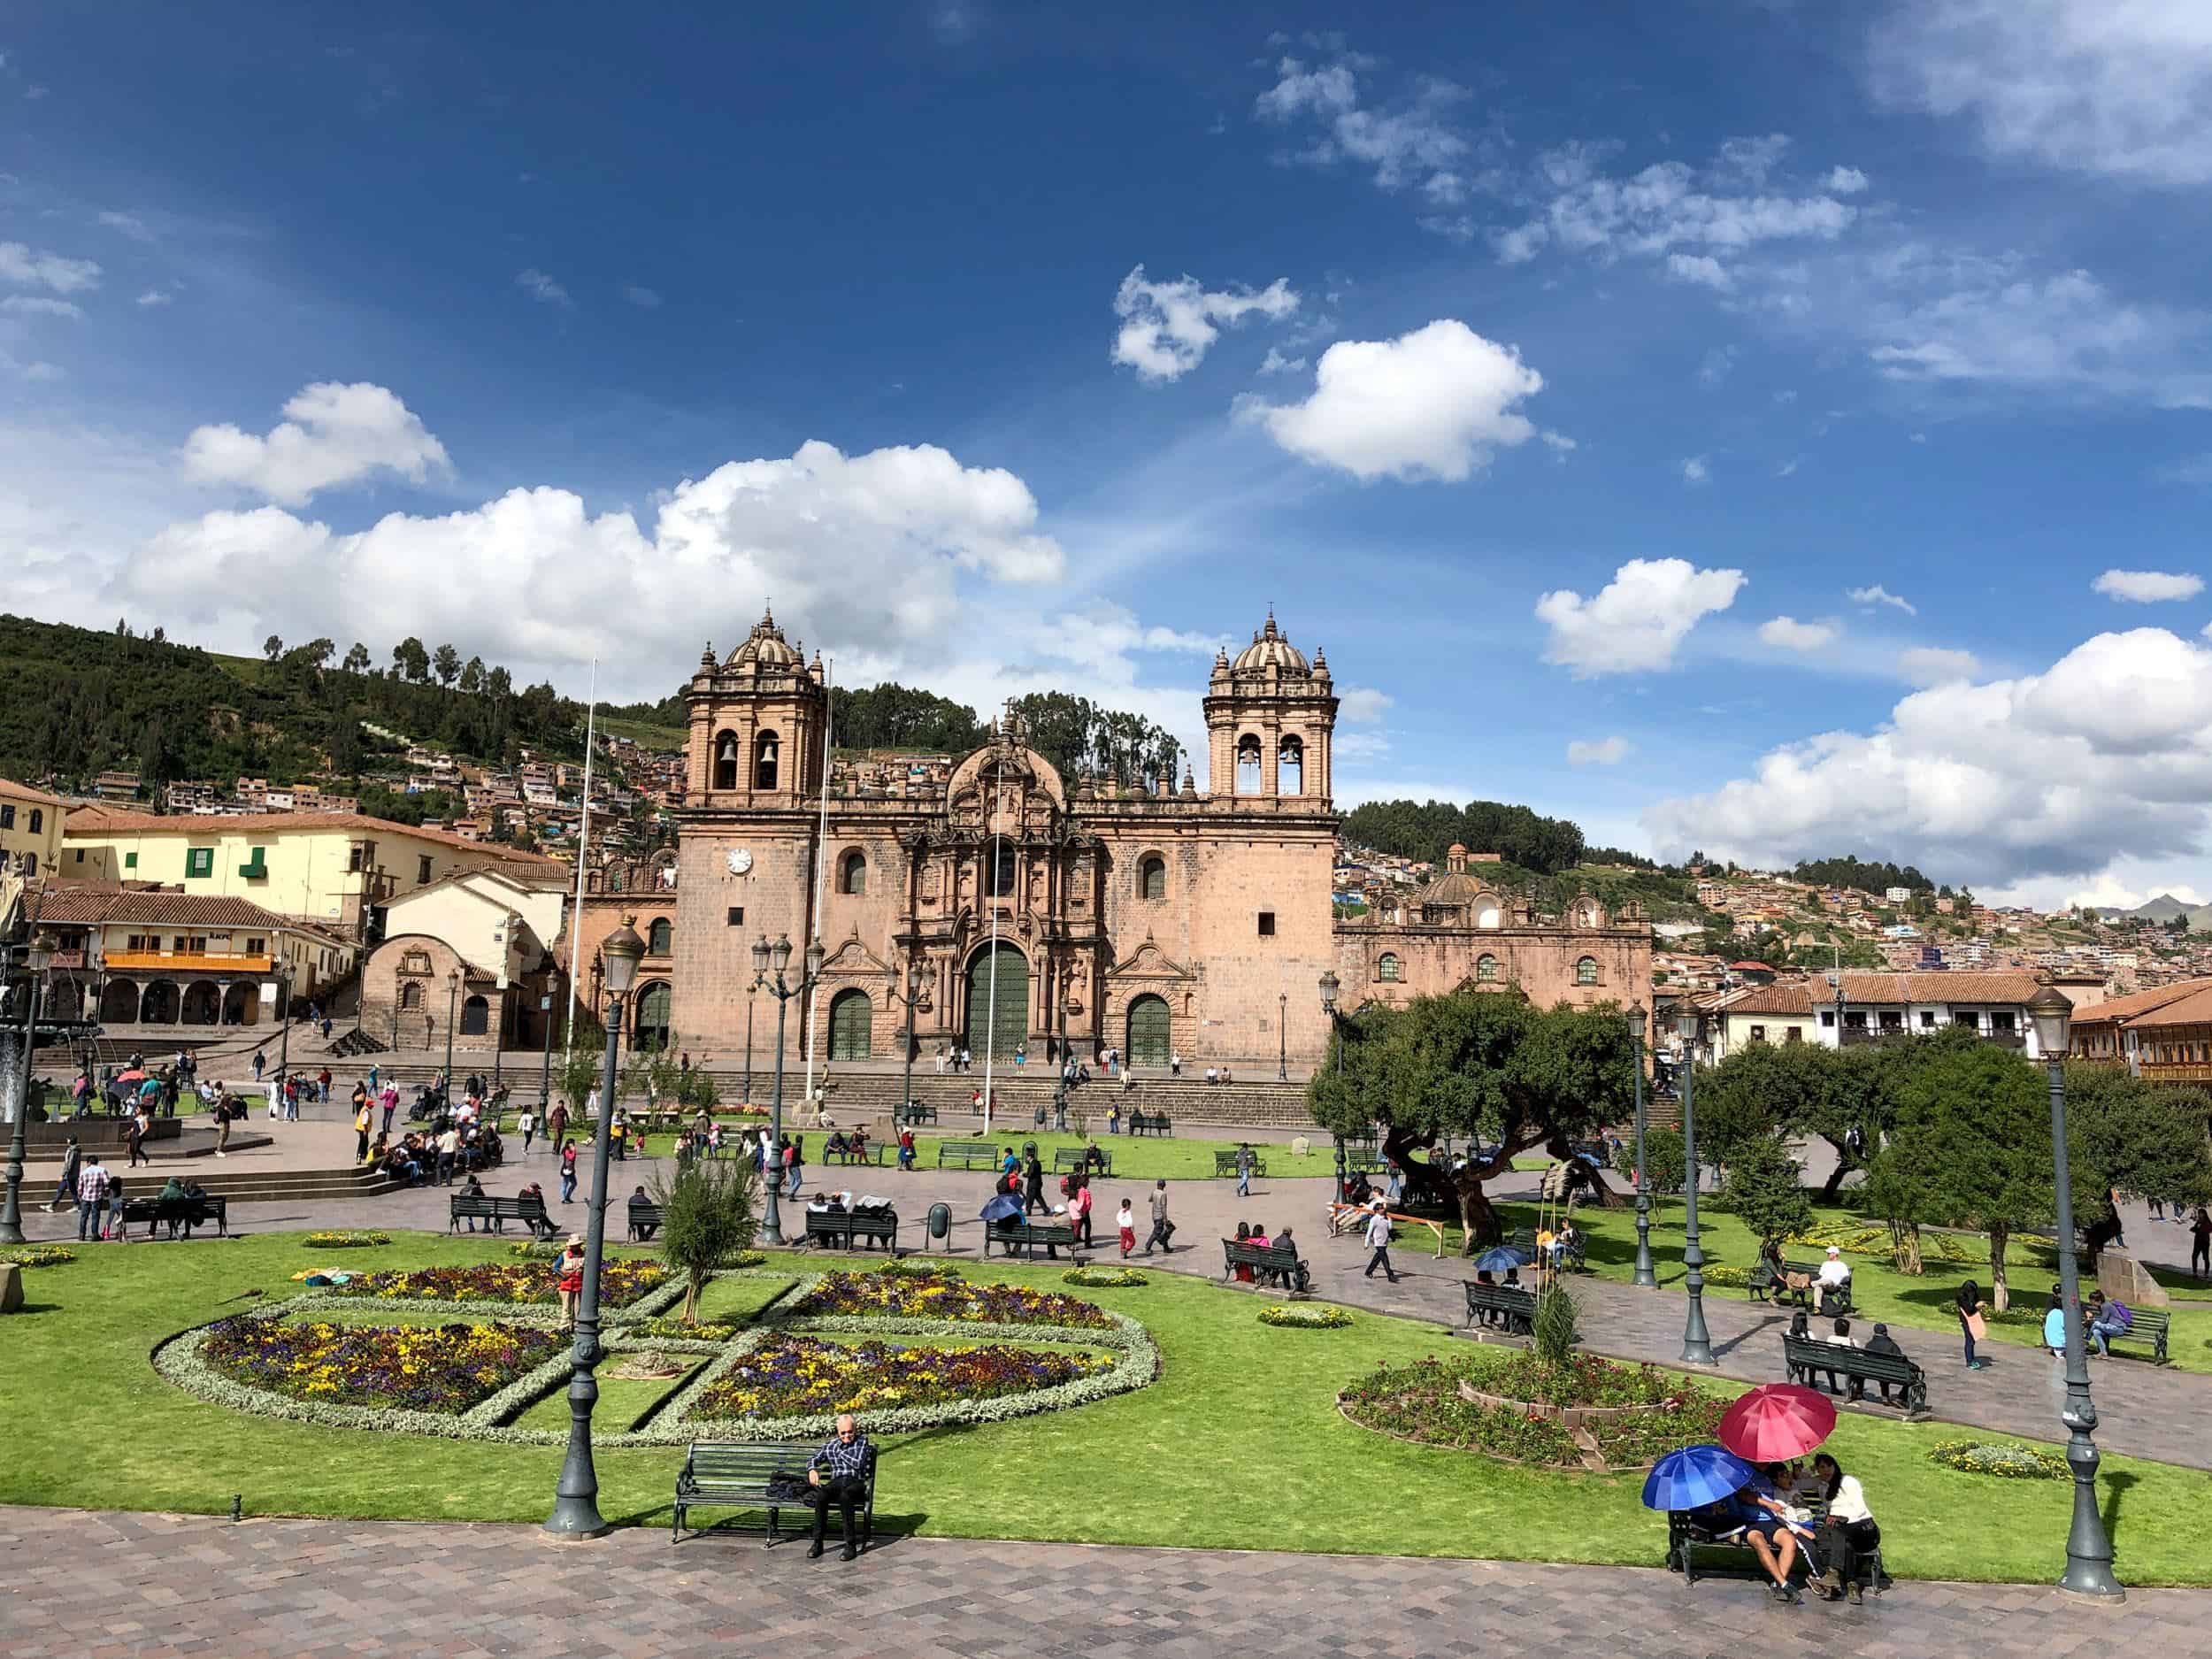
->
xmin=6 ymin=2 xmax=2212 ymax=907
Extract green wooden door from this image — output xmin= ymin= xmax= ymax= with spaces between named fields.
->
xmin=828 ymin=988 xmax=873 ymax=1061
xmin=964 ymin=943 xmax=1028 ymax=1058
xmin=1126 ymin=995 xmax=1171 ymax=1066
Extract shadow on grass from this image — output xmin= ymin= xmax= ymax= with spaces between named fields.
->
xmin=2102 ymin=1468 xmax=2137 ymax=1548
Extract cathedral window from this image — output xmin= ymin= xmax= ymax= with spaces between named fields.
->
xmin=1278 ymin=734 xmax=1302 ymax=795
xmin=1256 ymin=910 xmax=1276 ymax=937
xmin=647 ymin=918 xmax=673 ymax=956
xmin=987 ymin=841 xmax=1016 ymax=897
xmin=1236 ymin=733 xmax=1263 ymax=794
xmin=713 ymin=730 xmax=740 ymax=791
xmin=1575 ymin=956 xmax=1600 ymax=986
xmin=1377 ymin=952 xmax=1400 ymax=982
xmin=754 ymin=731 xmax=780 ymax=790
xmin=840 ymin=850 xmax=866 ymax=895
xmin=1477 ymin=954 xmax=1500 ymax=982
xmin=1139 ymin=855 xmax=1165 ymax=901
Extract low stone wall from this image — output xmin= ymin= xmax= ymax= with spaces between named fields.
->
xmin=24 ymin=1117 xmax=181 ymax=1154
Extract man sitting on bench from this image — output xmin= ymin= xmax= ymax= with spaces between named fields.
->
xmin=1815 ymin=1246 xmax=1852 ymax=1314
xmin=807 ymin=1413 xmax=872 ymax=1563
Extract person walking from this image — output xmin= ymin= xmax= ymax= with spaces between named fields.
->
xmin=784 ymin=1135 xmax=804 ymax=1201
xmin=1955 ymin=1279 xmax=1987 ymax=1369
xmin=355 ymin=1097 xmax=373 ymax=1164
xmin=49 ymin=1136 xmax=81 ymax=1211
xmin=214 ymin=1094 xmax=234 ymax=1157
xmin=1234 ymin=1142 xmax=1256 ymax=1199
xmin=1363 ymin=1201 xmax=1399 ymax=1282
xmin=436 ymin=1123 xmax=460 ymax=1186
xmin=75 ymin=1156 xmax=111 ymax=1242
xmin=127 ymin=1104 xmax=150 ymax=1168
xmin=1069 ymin=1176 xmax=1094 ymax=1248
xmin=1022 ymin=1149 xmax=1047 ymax=1216
xmin=2193 ymin=1207 xmax=2212 ymax=1278
xmin=380 ymin=1081 xmax=400 ymax=1135
xmin=518 ymin=1107 xmax=537 ymax=1156
xmin=547 ymin=1100 xmax=568 ymax=1150
xmin=559 ymin=1138 xmax=579 ymax=1202
xmin=250 ymin=1048 xmax=265 ymax=1083
xmin=1117 ymin=1196 xmax=1138 ymax=1257
xmin=1143 ymin=1179 xmax=1172 ymax=1255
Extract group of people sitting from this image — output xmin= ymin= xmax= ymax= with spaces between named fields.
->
xmin=1786 ymin=1310 xmax=1914 ymax=1402
xmin=371 ymin=1115 xmax=503 ymax=1187
xmin=1228 ymin=1220 xmax=1310 ymax=1291
xmin=1699 ymin=1455 xmax=1885 ymax=1604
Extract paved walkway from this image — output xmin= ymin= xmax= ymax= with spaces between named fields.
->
xmin=0 ymin=1507 xmax=2199 ymax=1659
xmin=12 ymin=1141 xmax=2209 ymax=1471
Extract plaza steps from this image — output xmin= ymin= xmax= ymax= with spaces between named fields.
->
xmin=96 ymin=1164 xmax=403 ymax=1206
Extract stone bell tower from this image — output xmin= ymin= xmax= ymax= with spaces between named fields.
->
xmin=686 ymin=605 xmax=828 ymax=808
xmin=1202 ymin=611 xmax=1338 ymax=804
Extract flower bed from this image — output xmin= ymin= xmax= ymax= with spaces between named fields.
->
xmin=1701 ymin=1264 xmax=1747 ymax=1288
xmin=1477 ymin=1350 xmax=1690 ymax=1410
xmin=690 ymin=1334 xmax=1114 ymax=1421
xmin=1259 ymin=1304 xmax=1350 ymax=1329
xmin=0 ymin=1246 xmax=75 ymax=1267
xmin=200 ymin=1317 xmax=564 ymax=1412
xmin=1063 ymin=1267 xmax=1147 ymax=1287
xmin=324 ymin=1260 xmax=667 ymax=1308
xmin=1339 ymin=1356 xmax=1725 ymax=1472
xmin=304 ymin=1231 xmax=391 ymax=1249
xmin=1929 ymin=1439 xmax=2067 ymax=1480
xmin=789 ymin=1269 xmax=1113 ymax=1329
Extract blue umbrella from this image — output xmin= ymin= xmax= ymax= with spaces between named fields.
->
xmin=1641 ymin=1444 xmax=1757 ymax=1513
xmin=1474 ymin=1245 xmax=1532 ymax=1273
xmin=979 ymin=1194 xmax=1024 ymax=1222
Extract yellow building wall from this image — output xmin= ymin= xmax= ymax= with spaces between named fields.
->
xmin=0 ymin=783 xmax=65 ymax=877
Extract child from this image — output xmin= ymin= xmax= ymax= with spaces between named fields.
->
xmin=105 ymin=1175 xmax=127 ymax=1242
xmin=1117 ymin=1197 xmax=1137 ymax=1257
xmin=555 ymin=1234 xmax=587 ymax=1331
xmin=559 ymin=1138 xmax=579 ymax=1202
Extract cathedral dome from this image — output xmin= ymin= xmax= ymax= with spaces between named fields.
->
xmin=726 ymin=606 xmax=802 ymax=669
xmin=1231 ymin=612 xmax=1310 ymax=676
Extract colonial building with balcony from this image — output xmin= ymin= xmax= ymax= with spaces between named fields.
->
xmin=2067 ymin=976 xmax=2212 ymax=1084
xmin=1711 ymin=970 xmax=2083 ymax=1060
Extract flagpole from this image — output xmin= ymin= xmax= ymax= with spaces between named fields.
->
xmin=561 ymin=658 xmax=596 ymax=1087
xmin=800 ymin=656 xmax=833 ymax=1108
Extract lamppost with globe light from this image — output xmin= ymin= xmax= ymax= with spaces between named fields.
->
xmin=1630 ymin=1002 xmax=1655 ymax=1287
xmin=752 ymin=933 xmax=825 ymax=1244
xmin=544 ymin=917 xmax=644 ymax=1538
xmin=0 ymin=927 xmax=57 ymax=1246
xmin=888 ymin=959 xmax=930 ymax=1126
xmin=1674 ymin=1002 xmax=1715 ymax=1364
xmin=2026 ymin=982 xmax=2124 ymax=1600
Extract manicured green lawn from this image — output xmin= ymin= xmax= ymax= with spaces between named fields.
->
xmin=4 ymin=1230 xmax=2210 ymax=1582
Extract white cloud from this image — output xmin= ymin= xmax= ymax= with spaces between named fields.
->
xmin=1679 ymin=456 xmax=1710 ymax=485
xmin=2093 ymin=567 xmax=2203 ymax=603
xmin=0 ymin=242 xmax=100 ymax=294
xmin=1847 ymin=583 xmax=1916 ymax=615
xmin=623 ymin=285 xmax=663 ymax=309
xmin=134 ymin=290 xmax=170 ymax=307
xmin=1869 ymin=0 xmax=2212 ymax=186
xmin=1240 ymin=319 xmax=1543 ymax=482
xmin=1540 ymin=431 xmax=1577 ymax=461
xmin=1253 ymin=50 xmax=1476 ymax=209
xmin=1825 ymin=166 xmax=1869 ymax=194
xmin=96 ymin=210 xmax=152 ymax=242
xmin=180 ymin=381 xmax=453 ymax=506
xmin=1667 ymin=253 xmax=1736 ymax=292
xmin=1257 ymin=346 xmax=1307 ymax=376
xmin=115 ymin=437 xmax=1071 ymax=703
xmin=1759 ymin=616 xmax=1837 ymax=649
xmin=0 ymin=296 xmax=81 ymax=319
xmin=515 ymin=268 xmax=571 ymax=307
xmin=1696 ymin=346 xmax=1737 ymax=388
xmin=1647 ymin=626 xmax=2212 ymax=885
xmin=1110 ymin=265 xmax=1299 ymax=383
xmin=1897 ymin=645 xmax=1982 ymax=686
xmin=1338 ymin=685 xmax=1393 ymax=723
xmin=1566 ymin=735 xmax=1631 ymax=765
xmin=1535 ymin=557 xmax=1746 ymax=677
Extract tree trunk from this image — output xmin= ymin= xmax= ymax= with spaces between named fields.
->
xmin=1987 ymin=1222 xmax=2009 ymax=1312
xmin=684 ymin=1273 xmax=702 ymax=1324
xmin=1887 ymin=1218 xmax=1922 ymax=1275
xmin=1455 ymin=1181 xmax=1503 ymax=1254
xmin=1818 ymin=1136 xmax=1850 ymax=1203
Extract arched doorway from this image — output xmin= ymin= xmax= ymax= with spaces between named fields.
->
xmin=222 ymin=981 xmax=259 ymax=1025
xmin=1125 ymin=995 xmax=1171 ymax=1067
xmin=828 ymin=987 xmax=873 ymax=1061
xmin=633 ymin=981 xmax=672 ymax=1051
xmin=460 ymin=994 xmax=490 ymax=1036
xmin=140 ymin=980 xmax=180 ymax=1024
xmin=99 ymin=979 xmax=138 ymax=1024
xmin=180 ymin=980 xmax=220 ymax=1025
xmin=965 ymin=942 xmax=1028 ymax=1059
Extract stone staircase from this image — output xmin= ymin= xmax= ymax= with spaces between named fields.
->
xmin=112 ymin=1163 xmax=403 ymax=1206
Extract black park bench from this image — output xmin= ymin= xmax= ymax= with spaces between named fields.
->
xmin=1221 ymin=1237 xmax=1308 ymax=1293
xmin=896 ymin=1102 xmax=939 ymax=1126
xmin=1125 ymin=1110 xmax=1173 ymax=1137
xmin=1782 ymin=1332 xmax=1928 ymax=1418
xmin=1666 ymin=1499 xmax=1892 ymax=1591
xmin=626 ymin=1198 xmax=667 ymax=1241
xmin=1463 ymin=1280 xmax=1538 ymax=1335
xmin=1747 ymin=1258 xmax=1855 ymax=1314
xmin=448 ymin=1194 xmax=557 ymax=1238
xmin=803 ymin=1208 xmax=900 ymax=1253
xmin=1053 ymin=1147 xmax=1111 ymax=1177
xmin=986 ymin=1217 xmax=1079 ymax=1261
xmin=119 ymin=1194 xmax=228 ymax=1239
xmin=2101 ymin=1308 xmax=2170 ymax=1365
xmin=937 ymin=1141 xmax=1003 ymax=1171
xmin=672 ymin=1440 xmax=878 ymax=1547
xmin=821 ymin=1141 xmax=891 ymax=1167
xmin=1214 ymin=1150 xmax=1268 ymax=1179
xmin=1507 ymin=1226 xmax=1587 ymax=1272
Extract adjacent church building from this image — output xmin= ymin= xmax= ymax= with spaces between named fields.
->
xmin=663 ymin=608 xmax=1650 ymax=1069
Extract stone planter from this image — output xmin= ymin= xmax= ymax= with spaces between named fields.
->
xmin=1455 ymin=1379 xmax=1678 ymax=1431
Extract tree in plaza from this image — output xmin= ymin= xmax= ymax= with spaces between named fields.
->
xmin=1861 ymin=1141 xmax=1936 ymax=1274
xmin=651 ymin=1156 xmax=759 ymax=1324
xmin=2059 ymin=1063 xmax=2212 ymax=1216
xmin=1717 ymin=1132 xmax=1815 ymax=1255
xmin=1307 ymin=988 xmax=1636 ymax=1252
xmin=432 ymin=642 xmax=462 ymax=687
xmin=556 ymin=1021 xmax=608 ymax=1113
xmin=1698 ymin=1038 xmax=1894 ymax=1202
xmin=1881 ymin=1036 xmax=2053 ymax=1310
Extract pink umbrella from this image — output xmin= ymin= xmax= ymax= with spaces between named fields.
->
xmin=1719 ymin=1383 xmax=1837 ymax=1463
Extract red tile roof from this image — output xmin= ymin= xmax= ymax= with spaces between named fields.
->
xmin=63 ymin=806 xmax=562 ymax=866
xmin=2066 ymin=979 xmax=2212 ymax=1026
xmin=1829 ymin=971 xmax=2047 ymax=1005
xmin=0 ymin=776 xmax=65 ymax=808
xmin=30 ymin=886 xmax=296 ymax=929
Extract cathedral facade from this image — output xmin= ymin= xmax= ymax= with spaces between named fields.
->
xmin=663 ymin=609 xmax=1649 ymax=1069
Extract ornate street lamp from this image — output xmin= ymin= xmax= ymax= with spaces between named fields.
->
xmin=888 ymin=960 xmax=930 ymax=1127
xmin=443 ymin=968 xmax=460 ymax=1102
xmin=1318 ymin=970 xmax=1346 ymax=1200
xmin=0 ymin=928 xmax=58 ymax=1246
xmin=1630 ymin=1002 xmax=1655 ymax=1287
xmin=545 ymin=916 xmax=644 ymax=1538
xmin=2027 ymin=982 xmax=2124 ymax=1600
xmin=1278 ymin=991 xmax=1288 ymax=1082
xmin=1675 ymin=1003 xmax=1714 ymax=1364
xmin=753 ymin=932 xmax=826 ymax=1244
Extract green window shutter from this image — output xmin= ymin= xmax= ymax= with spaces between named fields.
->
xmin=185 ymin=848 xmax=213 ymax=879
xmin=124 ymin=852 xmax=137 ymax=870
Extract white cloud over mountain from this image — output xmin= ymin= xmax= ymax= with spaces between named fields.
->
xmin=1535 ymin=557 xmax=1745 ymax=677
xmin=180 ymin=381 xmax=452 ymax=506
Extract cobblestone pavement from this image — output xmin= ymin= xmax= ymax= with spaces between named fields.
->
xmin=16 ymin=1134 xmax=2208 ymax=1473
xmin=0 ymin=1507 xmax=2201 ymax=1659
